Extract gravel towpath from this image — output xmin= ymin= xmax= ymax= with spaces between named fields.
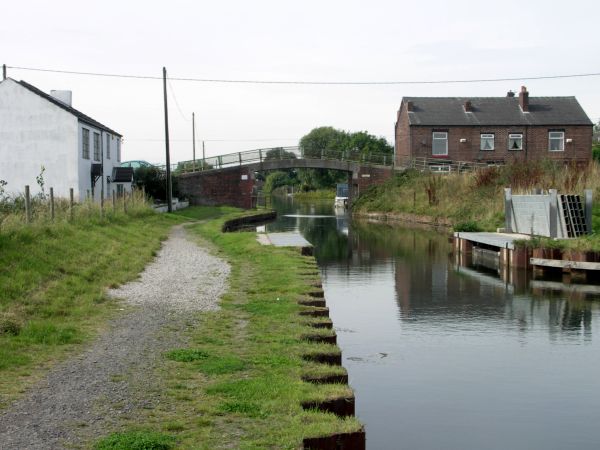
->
xmin=0 ymin=225 xmax=229 ymax=450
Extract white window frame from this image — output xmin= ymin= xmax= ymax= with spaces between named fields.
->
xmin=117 ymin=139 xmax=121 ymax=162
xmin=93 ymin=132 xmax=101 ymax=161
xmin=106 ymin=134 xmax=111 ymax=159
xmin=549 ymin=131 xmax=565 ymax=152
xmin=432 ymin=131 xmax=448 ymax=156
xmin=480 ymin=133 xmax=495 ymax=151
xmin=508 ymin=133 xmax=523 ymax=151
xmin=82 ymin=128 xmax=90 ymax=159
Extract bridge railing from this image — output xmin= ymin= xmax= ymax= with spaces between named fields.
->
xmin=164 ymin=146 xmax=394 ymax=174
xmin=398 ymin=156 xmax=505 ymax=173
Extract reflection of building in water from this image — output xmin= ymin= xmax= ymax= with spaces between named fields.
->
xmin=391 ymin=228 xmax=595 ymax=339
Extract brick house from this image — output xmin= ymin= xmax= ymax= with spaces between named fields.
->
xmin=394 ymin=87 xmax=593 ymax=165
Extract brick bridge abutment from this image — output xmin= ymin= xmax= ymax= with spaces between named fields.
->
xmin=178 ymin=159 xmax=393 ymax=209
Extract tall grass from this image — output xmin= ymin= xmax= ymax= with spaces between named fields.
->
xmin=0 ymin=189 xmax=151 ymax=232
xmin=0 ymin=201 xmax=182 ymax=407
xmin=354 ymin=160 xmax=600 ymax=231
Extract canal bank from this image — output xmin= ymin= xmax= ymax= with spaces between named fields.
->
xmin=265 ymin=195 xmax=600 ymax=450
xmin=88 ymin=207 xmax=365 ymax=449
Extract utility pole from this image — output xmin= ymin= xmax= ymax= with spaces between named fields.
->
xmin=192 ymin=112 xmax=196 ymax=165
xmin=163 ymin=67 xmax=173 ymax=212
xmin=2 ymin=64 xmax=6 ymax=80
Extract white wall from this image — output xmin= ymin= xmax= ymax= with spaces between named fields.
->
xmin=0 ymin=79 xmax=79 ymax=199
xmin=76 ymin=127 xmax=131 ymax=202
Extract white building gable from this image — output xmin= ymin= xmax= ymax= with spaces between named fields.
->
xmin=0 ymin=78 xmax=130 ymax=201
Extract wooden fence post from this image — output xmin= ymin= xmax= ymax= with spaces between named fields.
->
xmin=112 ymin=190 xmax=116 ymax=213
xmin=25 ymin=185 xmax=31 ymax=224
xmin=123 ymin=192 xmax=127 ymax=214
xmin=69 ymin=188 xmax=74 ymax=221
xmin=50 ymin=187 xmax=55 ymax=222
xmin=100 ymin=188 xmax=104 ymax=218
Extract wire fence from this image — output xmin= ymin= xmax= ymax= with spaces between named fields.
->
xmin=0 ymin=185 xmax=152 ymax=232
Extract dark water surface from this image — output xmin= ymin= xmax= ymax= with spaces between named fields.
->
xmin=265 ymin=196 xmax=600 ymax=450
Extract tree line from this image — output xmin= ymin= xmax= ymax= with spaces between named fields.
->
xmin=263 ymin=126 xmax=393 ymax=193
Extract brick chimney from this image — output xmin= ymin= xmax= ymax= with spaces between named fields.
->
xmin=464 ymin=100 xmax=473 ymax=112
xmin=406 ymin=100 xmax=414 ymax=112
xmin=519 ymin=86 xmax=529 ymax=112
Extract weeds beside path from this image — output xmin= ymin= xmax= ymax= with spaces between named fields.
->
xmin=0 ymin=223 xmax=230 ymax=449
xmin=92 ymin=207 xmax=362 ymax=449
xmin=0 ymin=212 xmax=182 ymax=408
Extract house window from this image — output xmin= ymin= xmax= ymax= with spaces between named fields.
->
xmin=549 ymin=131 xmax=565 ymax=151
xmin=82 ymin=128 xmax=90 ymax=159
xmin=116 ymin=184 xmax=124 ymax=197
xmin=508 ymin=133 xmax=523 ymax=151
xmin=117 ymin=139 xmax=121 ymax=162
xmin=106 ymin=134 xmax=111 ymax=159
xmin=432 ymin=132 xmax=448 ymax=156
xmin=480 ymin=133 xmax=495 ymax=151
xmin=93 ymin=132 xmax=101 ymax=161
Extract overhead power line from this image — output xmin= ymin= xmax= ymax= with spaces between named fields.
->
xmin=125 ymin=138 xmax=301 ymax=143
xmin=6 ymin=65 xmax=600 ymax=85
xmin=167 ymin=78 xmax=189 ymax=121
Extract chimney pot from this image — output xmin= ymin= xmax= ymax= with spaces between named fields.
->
xmin=519 ymin=86 xmax=529 ymax=112
xmin=464 ymin=100 xmax=473 ymax=112
xmin=507 ymin=90 xmax=515 ymax=97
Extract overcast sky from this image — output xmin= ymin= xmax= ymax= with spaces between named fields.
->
xmin=3 ymin=0 xmax=598 ymax=164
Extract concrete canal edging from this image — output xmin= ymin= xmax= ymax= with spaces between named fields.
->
xmin=221 ymin=210 xmax=277 ymax=232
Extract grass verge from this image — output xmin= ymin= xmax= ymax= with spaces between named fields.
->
xmin=0 ymin=210 xmax=183 ymax=407
xmin=353 ymin=160 xmax=600 ymax=249
xmin=95 ymin=206 xmax=361 ymax=449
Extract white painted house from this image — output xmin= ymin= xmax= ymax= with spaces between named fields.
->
xmin=0 ymin=78 xmax=132 ymax=201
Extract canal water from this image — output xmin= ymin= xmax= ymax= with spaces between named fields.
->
xmin=265 ymin=196 xmax=600 ymax=450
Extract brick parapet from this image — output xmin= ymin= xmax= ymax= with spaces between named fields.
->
xmin=178 ymin=166 xmax=255 ymax=209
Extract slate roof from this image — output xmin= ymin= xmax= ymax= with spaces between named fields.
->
xmin=403 ymin=96 xmax=592 ymax=127
xmin=16 ymin=79 xmax=122 ymax=136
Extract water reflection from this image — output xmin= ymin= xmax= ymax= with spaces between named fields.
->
xmin=267 ymin=196 xmax=598 ymax=338
xmin=266 ymin=195 xmax=600 ymax=450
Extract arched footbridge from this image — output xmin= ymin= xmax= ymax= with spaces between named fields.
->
xmin=174 ymin=146 xmax=395 ymax=209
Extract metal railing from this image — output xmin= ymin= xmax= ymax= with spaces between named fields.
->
xmin=398 ymin=156 xmax=505 ymax=173
xmin=157 ymin=146 xmax=395 ymax=174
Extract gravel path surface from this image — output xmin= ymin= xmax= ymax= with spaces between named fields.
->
xmin=0 ymin=225 xmax=229 ymax=450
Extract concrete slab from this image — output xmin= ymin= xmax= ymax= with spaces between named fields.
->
xmin=256 ymin=234 xmax=271 ymax=246
xmin=454 ymin=232 xmax=531 ymax=250
xmin=257 ymin=232 xmax=312 ymax=248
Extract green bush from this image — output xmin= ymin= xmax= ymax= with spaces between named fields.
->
xmin=453 ymin=221 xmax=482 ymax=232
